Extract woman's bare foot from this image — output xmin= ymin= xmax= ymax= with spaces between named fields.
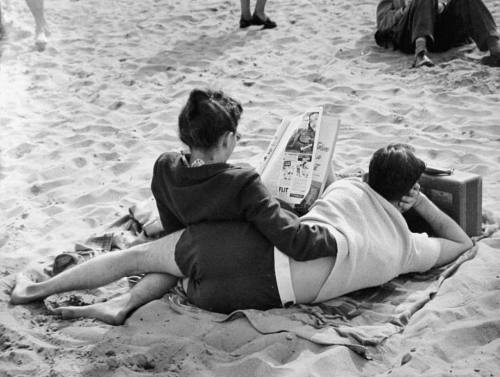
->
xmin=34 ymin=25 xmax=49 ymax=51
xmin=50 ymin=294 xmax=133 ymax=326
xmin=10 ymin=273 xmax=44 ymax=304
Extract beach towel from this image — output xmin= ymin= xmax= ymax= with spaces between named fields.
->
xmin=21 ymin=196 xmax=492 ymax=363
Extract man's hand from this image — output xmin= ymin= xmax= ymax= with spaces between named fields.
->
xmin=398 ymin=183 xmax=423 ymax=212
xmin=438 ymin=0 xmax=447 ymax=13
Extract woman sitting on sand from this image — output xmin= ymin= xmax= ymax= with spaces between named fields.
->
xmin=150 ymin=88 xmax=336 ymax=263
xmin=11 ymin=143 xmax=473 ymax=325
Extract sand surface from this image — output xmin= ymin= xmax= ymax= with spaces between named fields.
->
xmin=1 ymin=0 xmax=500 ymax=376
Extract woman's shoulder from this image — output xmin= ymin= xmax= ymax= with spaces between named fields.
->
xmin=155 ymin=151 xmax=183 ymax=167
xmin=232 ymin=161 xmax=255 ymax=171
xmin=227 ymin=162 xmax=260 ymax=179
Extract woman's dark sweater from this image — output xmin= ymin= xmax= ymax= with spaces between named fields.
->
xmin=151 ymin=151 xmax=336 ymax=261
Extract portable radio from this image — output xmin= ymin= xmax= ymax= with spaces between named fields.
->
xmin=419 ymin=168 xmax=482 ymax=237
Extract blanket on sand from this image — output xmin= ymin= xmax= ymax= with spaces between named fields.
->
xmin=16 ymin=197 xmax=495 ymax=366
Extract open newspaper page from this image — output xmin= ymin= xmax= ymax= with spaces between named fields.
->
xmin=259 ymin=107 xmax=340 ymax=213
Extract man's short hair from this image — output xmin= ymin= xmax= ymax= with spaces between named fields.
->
xmin=368 ymin=144 xmax=426 ymax=201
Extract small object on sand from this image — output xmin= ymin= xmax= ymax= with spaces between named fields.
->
xmin=401 ymin=353 xmax=412 ymax=365
xmin=44 ymin=291 xmax=105 ymax=312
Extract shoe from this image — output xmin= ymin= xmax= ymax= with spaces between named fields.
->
xmin=251 ymin=14 xmax=277 ymax=29
xmin=239 ymin=17 xmax=252 ymax=28
xmin=481 ymin=54 xmax=500 ymax=67
xmin=413 ymin=52 xmax=434 ymax=68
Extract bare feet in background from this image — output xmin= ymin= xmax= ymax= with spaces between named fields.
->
xmin=0 ymin=3 xmax=5 ymax=40
xmin=0 ymin=0 xmax=49 ymax=50
xmin=25 ymin=0 xmax=49 ymax=51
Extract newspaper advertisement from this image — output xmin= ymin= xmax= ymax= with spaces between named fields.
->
xmin=276 ymin=108 xmax=322 ymax=205
xmin=259 ymin=107 xmax=339 ymax=211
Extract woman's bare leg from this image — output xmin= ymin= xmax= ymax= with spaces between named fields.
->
xmin=11 ymin=231 xmax=184 ymax=304
xmin=50 ymin=273 xmax=178 ymax=325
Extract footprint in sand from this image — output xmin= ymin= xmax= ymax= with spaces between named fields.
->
xmin=9 ymin=142 xmax=35 ymax=159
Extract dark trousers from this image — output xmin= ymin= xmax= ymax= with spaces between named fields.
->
xmin=394 ymin=0 xmax=499 ymax=53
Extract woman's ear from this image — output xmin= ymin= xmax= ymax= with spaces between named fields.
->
xmin=219 ymin=132 xmax=231 ymax=148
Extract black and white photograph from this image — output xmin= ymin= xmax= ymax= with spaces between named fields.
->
xmin=1 ymin=0 xmax=499 ymax=376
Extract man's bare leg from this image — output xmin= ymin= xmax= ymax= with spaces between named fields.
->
xmin=24 ymin=0 xmax=48 ymax=50
xmin=11 ymin=231 xmax=183 ymax=304
xmin=50 ymin=273 xmax=178 ymax=325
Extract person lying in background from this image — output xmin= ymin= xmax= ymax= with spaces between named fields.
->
xmin=375 ymin=0 xmax=500 ymax=67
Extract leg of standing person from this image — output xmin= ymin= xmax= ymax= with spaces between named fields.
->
xmin=0 ymin=3 xmax=4 ymax=40
xmin=25 ymin=0 xmax=48 ymax=50
xmin=394 ymin=0 xmax=438 ymax=67
xmin=239 ymin=0 xmax=253 ymax=28
xmin=10 ymin=231 xmax=184 ymax=304
xmin=433 ymin=0 xmax=500 ymax=66
xmin=50 ymin=273 xmax=178 ymax=325
xmin=239 ymin=0 xmax=276 ymax=29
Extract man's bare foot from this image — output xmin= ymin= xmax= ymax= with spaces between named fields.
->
xmin=10 ymin=273 xmax=43 ymax=304
xmin=50 ymin=294 xmax=132 ymax=326
xmin=413 ymin=52 xmax=434 ymax=68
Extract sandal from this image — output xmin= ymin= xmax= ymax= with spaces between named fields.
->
xmin=239 ymin=17 xmax=252 ymax=28
xmin=251 ymin=14 xmax=277 ymax=29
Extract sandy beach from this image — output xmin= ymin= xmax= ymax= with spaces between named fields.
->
xmin=1 ymin=0 xmax=500 ymax=376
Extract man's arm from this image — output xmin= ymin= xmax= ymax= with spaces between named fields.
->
xmin=239 ymin=173 xmax=338 ymax=261
xmin=410 ymin=192 xmax=473 ymax=267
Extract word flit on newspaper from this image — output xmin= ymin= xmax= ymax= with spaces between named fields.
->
xmin=258 ymin=107 xmax=340 ymax=214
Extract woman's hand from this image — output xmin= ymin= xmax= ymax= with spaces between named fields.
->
xmin=398 ymin=183 xmax=423 ymax=212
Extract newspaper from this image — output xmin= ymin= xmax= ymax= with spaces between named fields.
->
xmin=258 ymin=107 xmax=340 ymax=213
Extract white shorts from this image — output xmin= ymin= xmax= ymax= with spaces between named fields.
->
xmin=273 ymin=248 xmax=296 ymax=307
